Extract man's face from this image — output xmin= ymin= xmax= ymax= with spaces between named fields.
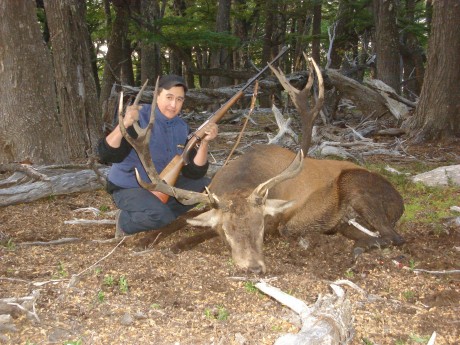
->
xmin=156 ymin=86 xmax=185 ymax=119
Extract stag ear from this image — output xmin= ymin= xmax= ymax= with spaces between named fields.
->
xmin=263 ymin=199 xmax=295 ymax=216
xmin=187 ymin=209 xmax=222 ymax=228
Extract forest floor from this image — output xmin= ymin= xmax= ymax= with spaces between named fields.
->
xmin=1 ymin=110 xmax=459 ymax=345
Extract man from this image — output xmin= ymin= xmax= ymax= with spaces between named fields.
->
xmin=97 ymin=74 xmax=218 ymax=237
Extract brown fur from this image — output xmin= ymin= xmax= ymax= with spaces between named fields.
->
xmin=188 ymin=144 xmax=404 ymax=273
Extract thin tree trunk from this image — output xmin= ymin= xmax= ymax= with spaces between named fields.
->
xmin=373 ymin=0 xmax=401 ymax=93
xmin=141 ymin=0 xmax=161 ymax=85
xmin=311 ymin=2 xmax=322 ymax=65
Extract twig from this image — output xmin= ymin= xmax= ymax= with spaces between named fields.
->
xmin=19 ymin=238 xmax=82 ymax=246
xmin=413 ymin=269 xmax=460 ymax=275
xmin=68 ymin=237 xmax=126 ymax=287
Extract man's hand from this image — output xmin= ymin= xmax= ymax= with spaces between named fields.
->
xmin=202 ymin=123 xmax=218 ymax=142
xmin=123 ymin=104 xmax=142 ymax=127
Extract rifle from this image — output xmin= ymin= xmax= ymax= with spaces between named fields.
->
xmin=131 ymin=46 xmax=289 ymax=203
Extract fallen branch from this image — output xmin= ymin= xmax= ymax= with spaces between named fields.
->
xmin=267 ymin=105 xmax=298 ymax=145
xmin=0 ymin=290 xmax=41 ymax=324
xmin=19 ymin=238 xmax=81 ymax=246
xmin=255 ymin=280 xmax=353 ymax=345
xmin=392 ymin=261 xmax=460 ymax=275
xmin=0 ymin=167 xmax=109 ymax=207
xmin=64 ymin=219 xmax=116 ymax=225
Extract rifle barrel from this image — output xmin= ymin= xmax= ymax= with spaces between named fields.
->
xmin=241 ymin=45 xmax=289 ymax=92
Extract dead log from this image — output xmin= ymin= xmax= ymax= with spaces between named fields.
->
xmin=0 ymin=167 xmax=108 ymax=207
xmin=326 ymin=69 xmax=396 ymax=120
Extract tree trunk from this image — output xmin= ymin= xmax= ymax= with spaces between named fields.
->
xmin=141 ymin=0 xmax=162 ymax=85
xmin=43 ymin=0 xmax=102 ymax=159
xmin=0 ymin=0 xmax=69 ymax=164
xmin=209 ymin=0 xmax=232 ymax=89
xmin=328 ymin=0 xmax=348 ymax=69
xmin=405 ymin=1 xmax=460 ymax=142
xmin=373 ymin=0 xmax=401 ymax=93
xmin=311 ymin=1 xmax=322 ymax=65
xmin=400 ymin=0 xmax=424 ymax=100
xmin=99 ymin=0 xmax=131 ymax=111
xmin=260 ymin=0 xmax=277 ymax=107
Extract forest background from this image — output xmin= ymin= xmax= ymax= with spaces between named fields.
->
xmin=0 ymin=0 xmax=458 ymax=166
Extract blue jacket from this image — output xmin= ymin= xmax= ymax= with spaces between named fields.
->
xmin=101 ymin=105 xmax=207 ymax=189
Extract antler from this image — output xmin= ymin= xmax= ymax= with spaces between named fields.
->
xmin=248 ymin=150 xmax=304 ymax=204
xmin=118 ymin=79 xmax=215 ymax=206
xmin=268 ymin=53 xmax=324 ymax=152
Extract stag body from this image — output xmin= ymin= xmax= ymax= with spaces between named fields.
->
xmin=189 ymin=144 xmax=405 ymax=273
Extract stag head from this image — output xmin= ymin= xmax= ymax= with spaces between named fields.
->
xmin=188 ymin=150 xmax=304 ymax=274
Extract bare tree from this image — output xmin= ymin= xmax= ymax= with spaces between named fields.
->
xmin=44 ymin=0 xmax=102 ymax=159
xmin=0 ymin=0 xmax=69 ymax=164
xmin=404 ymin=0 xmax=460 ymax=142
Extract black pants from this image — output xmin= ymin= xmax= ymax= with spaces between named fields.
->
xmin=112 ymin=175 xmax=210 ymax=234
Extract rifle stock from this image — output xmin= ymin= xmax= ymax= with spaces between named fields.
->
xmin=153 ymin=46 xmax=289 ymax=203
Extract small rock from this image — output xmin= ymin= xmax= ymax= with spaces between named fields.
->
xmin=48 ymin=327 xmax=73 ymax=342
xmin=120 ymin=313 xmax=134 ymax=326
xmin=234 ymin=332 xmax=247 ymax=345
xmin=134 ymin=312 xmax=148 ymax=320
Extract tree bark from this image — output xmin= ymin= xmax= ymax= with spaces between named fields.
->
xmin=0 ymin=0 xmax=69 ymax=164
xmin=373 ymin=0 xmax=401 ymax=93
xmin=404 ymin=1 xmax=460 ymax=142
xmin=43 ymin=0 xmax=102 ymax=159
xmin=99 ymin=0 xmax=131 ymax=110
xmin=311 ymin=1 xmax=322 ymax=65
xmin=140 ymin=0 xmax=161 ymax=85
xmin=209 ymin=0 xmax=232 ymax=89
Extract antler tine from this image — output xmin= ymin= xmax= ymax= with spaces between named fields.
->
xmin=303 ymin=52 xmax=315 ymax=93
xmin=249 ymin=150 xmax=304 ymax=201
xmin=268 ymin=62 xmax=310 ymax=114
xmin=305 ymin=55 xmax=325 ymax=116
xmin=131 ymin=79 xmax=150 ymax=137
xmin=134 ymin=169 xmax=216 ymax=206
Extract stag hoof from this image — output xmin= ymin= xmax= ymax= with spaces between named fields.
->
xmin=352 ymin=246 xmax=365 ymax=261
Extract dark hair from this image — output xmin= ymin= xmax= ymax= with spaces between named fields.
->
xmin=158 ymin=74 xmax=188 ymax=93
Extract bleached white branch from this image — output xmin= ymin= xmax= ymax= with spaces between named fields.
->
xmin=347 ymin=218 xmax=380 ymax=237
xmin=255 ymin=280 xmax=353 ymax=345
xmin=267 ymin=105 xmax=298 ymax=145
xmin=64 ymin=218 xmax=116 ymax=225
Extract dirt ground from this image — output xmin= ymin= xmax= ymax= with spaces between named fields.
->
xmin=1 ymin=111 xmax=459 ymax=345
